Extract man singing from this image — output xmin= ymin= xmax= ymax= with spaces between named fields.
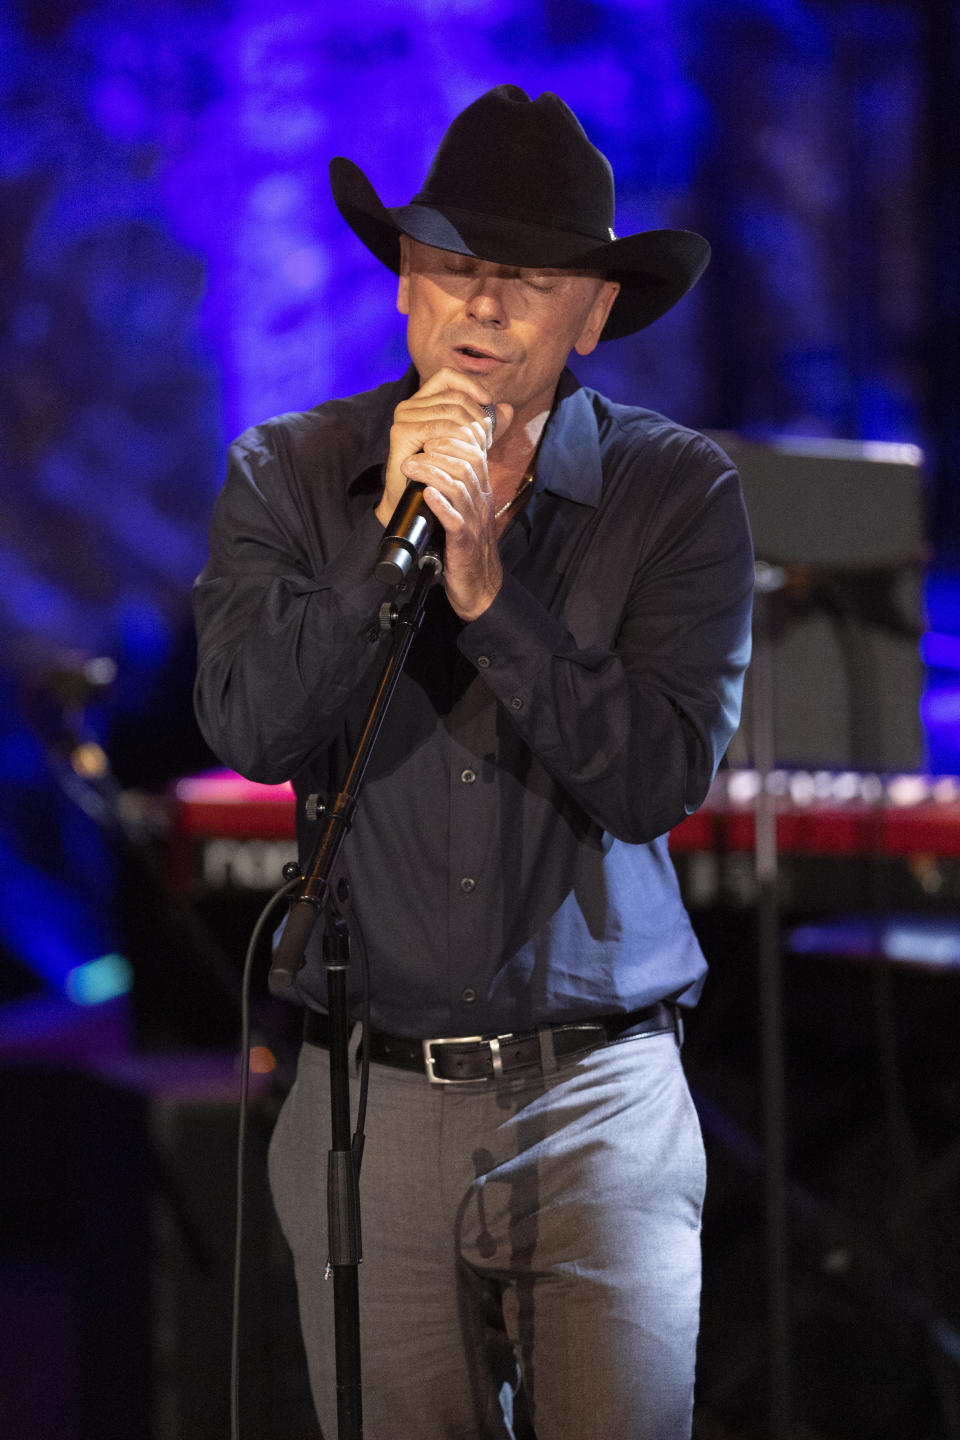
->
xmin=194 ymin=84 xmax=754 ymax=1439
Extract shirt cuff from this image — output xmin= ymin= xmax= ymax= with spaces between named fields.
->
xmin=322 ymin=504 xmax=394 ymax=617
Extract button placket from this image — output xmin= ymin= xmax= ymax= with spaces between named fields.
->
xmin=446 ymin=663 xmax=499 ymax=1017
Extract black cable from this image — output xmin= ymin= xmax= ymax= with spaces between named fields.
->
xmin=230 ymin=874 xmax=300 ymax=1440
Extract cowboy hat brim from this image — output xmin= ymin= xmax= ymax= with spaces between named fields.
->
xmin=330 ymin=157 xmax=710 ymax=341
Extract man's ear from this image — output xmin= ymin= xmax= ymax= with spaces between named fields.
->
xmin=396 ymin=234 xmax=411 ymax=316
xmin=574 ymin=278 xmax=620 ymax=357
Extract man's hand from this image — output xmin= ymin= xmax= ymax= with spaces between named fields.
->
xmin=378 ymin=369 xmax=512 ymax=622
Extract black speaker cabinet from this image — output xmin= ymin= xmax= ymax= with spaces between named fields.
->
xmin=0 ymin=1066 xmax=153 ymax=1440
xmin=710 ymin=434 xmax=927 ymax=773
xmin=147 ymin=1061 xmax=318 ymax=1440
xmin=0 ymin=1060 xmax=318 ymax=1440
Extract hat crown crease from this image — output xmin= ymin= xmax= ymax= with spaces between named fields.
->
xmin=411 ymin=87 xmax=615 ymax=243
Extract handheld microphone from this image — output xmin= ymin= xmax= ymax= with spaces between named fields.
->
xmin=374 ymin=403 xmax=497 ymax=587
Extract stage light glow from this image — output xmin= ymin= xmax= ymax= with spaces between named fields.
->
xmin=71 ymin=741 xmax=109 ymax=778
xmin=65 ymin=953 xmax=133 ymax=1006
xmin=248 ymin=1045 xmax=277 ymax=1075
xmin=922 ymin=632 xmax=960 ymax=671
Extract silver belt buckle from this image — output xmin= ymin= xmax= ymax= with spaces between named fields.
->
xmin=422 ymin=1033 xmax=500 ymax=1085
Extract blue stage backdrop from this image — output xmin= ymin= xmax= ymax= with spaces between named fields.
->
xmin=0 ymin=0 xmax=955 ymax=1002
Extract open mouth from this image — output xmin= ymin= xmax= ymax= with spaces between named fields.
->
xmin=456 ymin=345 xmax=500 ymax=360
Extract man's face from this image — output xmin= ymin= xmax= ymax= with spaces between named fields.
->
xmin=397 ymin=237 xmax=620 ymax=428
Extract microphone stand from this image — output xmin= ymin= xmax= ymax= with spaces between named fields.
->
xmin=268 ymin=548 xmax=443 ymax=1440
xmin=752 ymin=562 xmax=791 ymax=1440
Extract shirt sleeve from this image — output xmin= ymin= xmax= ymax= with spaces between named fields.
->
xmin=457 ymin=440 xmax=754 ymax=844
xmin=193 ymin=423 xmax=387 ymax=782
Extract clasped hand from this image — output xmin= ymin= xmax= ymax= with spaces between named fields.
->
xmin=375 ymin=368 xmax=513 ymax=623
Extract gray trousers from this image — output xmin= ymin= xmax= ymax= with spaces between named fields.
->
xmin=268 ymin=1026 xmax=705 ymax=1439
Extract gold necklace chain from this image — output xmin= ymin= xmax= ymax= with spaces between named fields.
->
xmin=493 ymin=470 xmax=534 ymax=520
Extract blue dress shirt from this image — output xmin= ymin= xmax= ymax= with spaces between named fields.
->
xmin=194 ymin=367 xmax=754 ymax=1036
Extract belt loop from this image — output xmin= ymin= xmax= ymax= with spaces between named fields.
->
xmin=537 ymin=1024 xmax=559 ymax=1076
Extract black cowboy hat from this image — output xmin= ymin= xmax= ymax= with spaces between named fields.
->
xmin=329 ymin=84 xmax=710 ymax=341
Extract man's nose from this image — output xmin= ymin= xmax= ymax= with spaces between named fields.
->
xmin=466 ymin=276 xmax=508 ymax=325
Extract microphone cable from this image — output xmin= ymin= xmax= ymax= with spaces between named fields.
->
xmin=230 ymin=872 xmax=299 ymax=1440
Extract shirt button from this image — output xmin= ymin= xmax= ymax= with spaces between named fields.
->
xmin=510 ymin=695 xmax=523 ymax=710
xmin=460 ymin=768 xmax=477 ymax=784
xmin=459 ymin=876 xmax=476 ymax=893
xmin=462 ymin=987 xmax=477 ymax=1003
xmin=476 ymin=655 xmax=491 ymax=669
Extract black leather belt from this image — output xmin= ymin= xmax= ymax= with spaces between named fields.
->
xmin=302 ymin=1001 xmax=681 ymax=1084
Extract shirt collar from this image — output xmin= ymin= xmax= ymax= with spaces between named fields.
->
xmin=533 ymin=369 xmax=603 ymax=508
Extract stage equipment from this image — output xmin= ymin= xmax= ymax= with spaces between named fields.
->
xmin=705 ymin=431 xmax=944 ymax=1440
xmin=711 ymin=434 xmax=927 ymax=774
xmin=165 ymin=764 xmax=960 ymax=919
xmin=0 ymin=1059 xmax=315 ymax=1440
